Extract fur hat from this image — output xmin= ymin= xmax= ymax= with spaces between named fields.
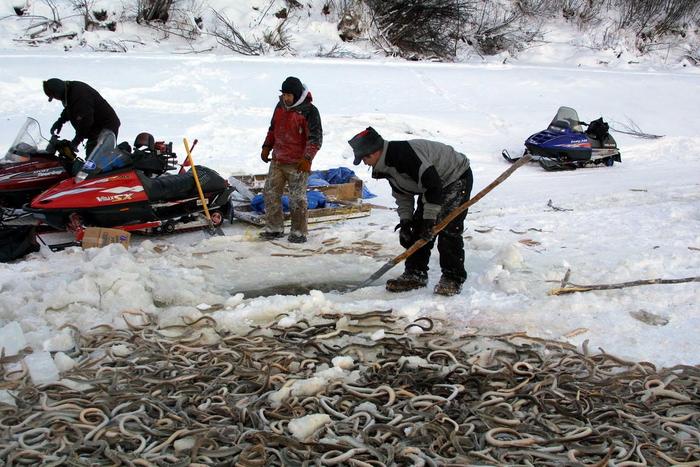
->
xmin=280 ymin=76 xmax=304 ymax=102
xmin=43 ymin=78 xmax=66 ymax=102
xmin=348 ymin=127 xmax=384 ymax=165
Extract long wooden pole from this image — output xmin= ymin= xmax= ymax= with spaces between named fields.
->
xmin=352 ymin=154 xmax=532 ymax=290
xmin=183 ymin=138 xmax=224 ymax=236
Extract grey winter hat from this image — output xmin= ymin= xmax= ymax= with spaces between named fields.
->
xmin=349 ymin=127 xmax=384 ymax=165
xmin=43 ymin=78 xmax=66 ymax=102
xmin=280 ymin=76 xmax=304 ymax=102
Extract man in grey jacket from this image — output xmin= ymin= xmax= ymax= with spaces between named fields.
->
xmin=349 ymin=127 xmax=473 ymax=296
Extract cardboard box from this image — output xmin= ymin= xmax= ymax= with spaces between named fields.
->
xmin=81 ymin=227 xmax=131 ymax=249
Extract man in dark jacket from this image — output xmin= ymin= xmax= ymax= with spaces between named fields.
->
xmin=259 ymin=76 xmax=323 ymax=243
xmin=348 ymin=127 xmax=473 ymax=296
xmin=43 ymin=78 xmax=121 ymax=156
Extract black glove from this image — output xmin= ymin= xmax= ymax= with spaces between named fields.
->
xmin=50 ymin=120 xmax=63 ymax=136
xmin=415 ymin=218 xmax=436 ymax=241
xmin=57 ymin=139 xmax=77 ymax=160
xmin=395 ymin=219 xmax=414 ymax=249
xmin=261 ymin=146 xmax=271 ymax=163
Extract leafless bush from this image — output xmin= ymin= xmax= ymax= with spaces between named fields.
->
xmin=69 ymin=0 xmax=116 ymax=31
xmin=137 ymin=0 xmax=173 ymax=23
xmin=466 ymin=1 xmax=530 ymax=56
xmin=13 ymin=0 xmax=71 ymax=43
xmin=41 ymin=0 xmax=62 ymax=25
xmin=211 ymin=9 xmax=264 ymax=55
xmin=364 ymin=0 xmax=547 ymax=59
xmin=335 ymin=0 xmax=366 ymax=42
xmin=615 ymin=0 xmax=700 ymax=39
xmin=365 ymin=0 xmax=473 ymax=60
xmin=262 ymin=20 xmax=294 ymax=53
xmin=559 ymin=0 xmax=606 ymax=27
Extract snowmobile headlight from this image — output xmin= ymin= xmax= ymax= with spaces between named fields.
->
xmin=75 ymin=171 xmax=88 ymax=183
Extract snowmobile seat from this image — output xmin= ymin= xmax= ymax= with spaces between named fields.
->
xmin=138 ymin=171 xmax=195 ymax=202
xmin=134 ymin=133 xmax=155 ymax=151
xmin=191 ymin=166 xmax=227 ymax=193
xmin=137 ymin=166 xmax=226 ymax=202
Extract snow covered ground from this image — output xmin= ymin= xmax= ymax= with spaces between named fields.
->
xmin=0 ymin=48 xmax=699 ymax=376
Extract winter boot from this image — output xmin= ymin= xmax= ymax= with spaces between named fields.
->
xmin=259 ymin=231 xmax=284 ymax=240
xmin=385 ymin=270 xmax=428 ymax=293
xmin=434 ymin=276 xmax=463 ymax=296
xmin=288 ymin=234 xmax=307 ymax=243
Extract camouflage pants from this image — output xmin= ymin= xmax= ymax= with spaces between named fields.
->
xmin=263 ymin=161 xmax=309 ymax=236
xmin=405 ymin=167 xmax=474 ymax=283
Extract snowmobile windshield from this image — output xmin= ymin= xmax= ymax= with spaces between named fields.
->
xmin=2 ymin=118 xmax=48 ymax=164
xmin=75 ymin=131 xmax=131 ymax=181
xmin=548 ymin=107 xmax=584 ymax=132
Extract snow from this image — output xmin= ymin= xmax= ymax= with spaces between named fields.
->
xmin=288 ymin=413 xmax=332 ymax=442
xmin=0 ymin=0 xmax=699 ymax=414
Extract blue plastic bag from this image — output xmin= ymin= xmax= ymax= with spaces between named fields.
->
xmin=251 ymin=191 xmax=326 ymax=213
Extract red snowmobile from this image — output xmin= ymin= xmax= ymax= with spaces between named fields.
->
xmin=0 ymin=117 xmax=77 ymax=210
xmin=27 ymin=130 xmax=232 ymax=235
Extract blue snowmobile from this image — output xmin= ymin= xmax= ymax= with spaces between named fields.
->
xmin=502 ymin=106 xmax=621 ymax=171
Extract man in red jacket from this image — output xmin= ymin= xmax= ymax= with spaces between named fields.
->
xmin=259 ymin=77 xmax=323 ymax=243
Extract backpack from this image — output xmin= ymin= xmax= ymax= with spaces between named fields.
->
xmin=0 ymin=226 xmax=40 ymax=262
xmin=586 ymin=117 xmax=610 ymax=141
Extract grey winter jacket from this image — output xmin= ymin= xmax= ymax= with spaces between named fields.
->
xmin=371 ymin=139 xmax=470 ymax=220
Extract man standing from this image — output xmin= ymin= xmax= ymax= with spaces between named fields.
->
xmin=43 ymin=78 xmax=121 ymax=156
xmin=259 ymin=76 xmax=323 ymax=243
xmin=348 ymin=127 xmax=473 ymax=296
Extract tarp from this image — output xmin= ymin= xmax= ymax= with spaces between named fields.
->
xmin=251 ymin=190 xmax=326 ymax=213
xmin=309 ymin=167 xmax=376 ymax=199
xmin=0 ymin=226 xmax=40 ymax=262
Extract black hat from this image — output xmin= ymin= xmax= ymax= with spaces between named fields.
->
xmin=43 ymin=78 xmax=66 ymax=102
xmin=348 ymin=127 xmax=384 ymax=165
xmin=280 ymin=76 xmax=304 ymax=102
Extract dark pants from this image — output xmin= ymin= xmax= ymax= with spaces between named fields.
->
xmin=405 ymin=167 xmax=473 ymax=283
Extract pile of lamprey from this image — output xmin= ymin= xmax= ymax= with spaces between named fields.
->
xmin=1 ymin=311 xmax=699 ymax=466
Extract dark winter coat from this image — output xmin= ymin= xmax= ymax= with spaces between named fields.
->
xmin=371 ymin=139 xmax=471 ymax=220
xmin=56 ymin=81 xmax=120 ymax=145
xmin=262 ymin=90 xmax=322 ymax=165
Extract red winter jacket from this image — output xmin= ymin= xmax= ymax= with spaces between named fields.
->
xmin=262 ymin=92 xmax=322 ymax=165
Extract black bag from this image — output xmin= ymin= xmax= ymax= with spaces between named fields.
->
xmin=586 ymin=117 xmax=610 ymax=141
xmin=0 ymin=226 xmax=40 ymax=262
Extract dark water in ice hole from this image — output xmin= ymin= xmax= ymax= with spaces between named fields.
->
xmin=233 ymin=281 xmax=362 ymax=299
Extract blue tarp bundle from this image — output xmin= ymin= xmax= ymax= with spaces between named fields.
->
xmin=250 ymin=167 xmax=375 ymax=213
xmin=310 ymin=167 xmax=376 ymax=199
xmin=251 ymin=191 xmax=327 ymax=214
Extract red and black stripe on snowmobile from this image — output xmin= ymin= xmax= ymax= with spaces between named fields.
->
xmin=27 ymin=165 xmax=232 ymax=234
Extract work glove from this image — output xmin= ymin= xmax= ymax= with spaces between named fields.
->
xmin=415 ymin=218 xmax=436 ymax=242
xmin=395 ymin=219 xmax=414 ymax=249
xmin=69 ymin=138 xmax=81 ymax=154
xmin=50 ymin=120 xmax=63 ymax=136
xmin=57 ymin=139 xmax=77 ymax=160
xmin=260 ymin=146 xmax=271 ymax=163
xmin=296 ymin=156 xmax=312 ymax=173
